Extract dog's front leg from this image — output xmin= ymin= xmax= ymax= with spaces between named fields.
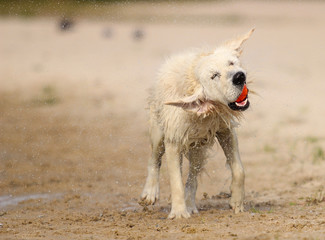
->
xmin=216 ymin=128 xmax=245 ymax=213
xmin=165 ymin=142 xmax=190 ymax=219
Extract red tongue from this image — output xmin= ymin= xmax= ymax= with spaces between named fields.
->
xmin=236 ymin=84 xmax=248 ymax=103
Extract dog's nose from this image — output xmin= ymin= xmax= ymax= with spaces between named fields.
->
xmin=232 ymin=72 xmax=246 ymax=86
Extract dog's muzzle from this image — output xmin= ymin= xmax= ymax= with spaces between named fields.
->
xmin=228 ymin=83 xmax=250 ymax=111
xmin=228 ymin=98 xmax=250 ymax=111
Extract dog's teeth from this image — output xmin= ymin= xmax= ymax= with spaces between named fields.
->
xmin=235 ymin=99 xmax=247 ymax=107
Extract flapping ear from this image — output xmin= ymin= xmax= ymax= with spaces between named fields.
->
xmin=165 ymin=88 xmax=216 ymax=117
xmin=224 ymin=28 xmax=255 ymax=56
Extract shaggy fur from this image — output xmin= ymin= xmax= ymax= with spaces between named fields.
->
xmin=140 ymin=29 xmax=254 ymax=219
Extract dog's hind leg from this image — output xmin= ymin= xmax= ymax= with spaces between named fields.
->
xmin=216 ymin=128 xmax=245 ymax=214
xmin=185 ymin=147 xmax=206 ymax=214
xmin=140 ymin=118 xmax=165 ymax=205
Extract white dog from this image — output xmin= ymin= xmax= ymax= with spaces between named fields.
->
xmin=140 ymin=29 xmax=254 ymax=219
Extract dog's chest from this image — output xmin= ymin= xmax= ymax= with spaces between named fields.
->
xmin=187 ymin=115 xmax=220 ymax=147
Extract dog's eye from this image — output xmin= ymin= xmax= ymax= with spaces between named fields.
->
xmin=211 ymin=72 xmax=221 ymax=80
xmin=229 ymin=61 xmax=234 ymax=66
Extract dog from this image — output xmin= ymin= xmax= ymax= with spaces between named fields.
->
xmin=140 ymin=29 xmax=254 ymax=219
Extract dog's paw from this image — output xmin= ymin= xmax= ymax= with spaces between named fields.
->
xmin=168 ymin=208 xmax=191 ymax=219
xmin=140 ymin=185 xmax=159 ymax=206
xmin=187 ymin=205 xmax=199 ymax=214
xmin=229 ymin=199 xmax=244 ymax=214
xmin=186 ymin=200 xmax=199 ymax=214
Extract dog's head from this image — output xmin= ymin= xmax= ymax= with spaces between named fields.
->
xmin=166 ymin=29 xmax=254 ymax=116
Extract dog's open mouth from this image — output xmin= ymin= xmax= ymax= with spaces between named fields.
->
xmin=228 ymin=85 xmax=250 ymax=111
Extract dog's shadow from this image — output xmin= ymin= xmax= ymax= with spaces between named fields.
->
xmin=154 ymin=196 xmax=277 ymax=216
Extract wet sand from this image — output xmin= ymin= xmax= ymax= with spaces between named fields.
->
xmin=1 ymin=1 xmax=325 ymax=239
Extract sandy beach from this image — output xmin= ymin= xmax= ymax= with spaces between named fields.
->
xmin=1 ymin=1 xmax=325 ymax=239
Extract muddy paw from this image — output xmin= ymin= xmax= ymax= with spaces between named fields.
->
xmin=140 ymin=186 xmax=159 ymax=206
xmin=230 ymin=199 xmax=244 ymax=214
xmin=187 ymin=204 xmax=199 ymax=214
xmin=168 ymin=208 xmax=191 ymax=219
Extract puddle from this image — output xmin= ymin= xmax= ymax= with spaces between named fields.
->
xmin=120 ymin=206 xmax=139 ymax=212
xmin=119 ymin=201 xmax=142 ymax=212
xmin=0 ymin=192 xmax=141 ymax=212
xmin=0 ymin=193 xmax=62 ymax=208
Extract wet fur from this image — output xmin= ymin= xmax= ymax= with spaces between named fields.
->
xmin=140 ymin=29 xmax=254 ymax=219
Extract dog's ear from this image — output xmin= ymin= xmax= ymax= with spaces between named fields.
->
xmin=165 ymin=89 xmax=215 ymax=116
xmin=224 ymin=28 xmax=255 ymax=56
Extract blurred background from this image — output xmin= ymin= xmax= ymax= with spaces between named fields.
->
xmin=1 ymin=0 xmax=325 ymax=239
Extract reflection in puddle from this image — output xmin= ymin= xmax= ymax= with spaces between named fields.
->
xmin=0 ymin=193 xmax=62 ymax=208
xmin=119 ymin=201 xmax=141 ymax=212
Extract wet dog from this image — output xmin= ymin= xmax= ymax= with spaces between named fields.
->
xmin=140 ymin=29 xmax=254 ymax=219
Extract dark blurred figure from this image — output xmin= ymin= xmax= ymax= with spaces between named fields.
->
xmin=59 ymin=17 xmax=74 ymax=31
xmin=103 ymin=27 xmax=113 ymax=39
xmin=132 ymin=29 xmax=144 ymax=41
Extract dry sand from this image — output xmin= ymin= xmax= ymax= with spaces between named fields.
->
xmin=1 ymin=1 xmax=325 ymax=239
